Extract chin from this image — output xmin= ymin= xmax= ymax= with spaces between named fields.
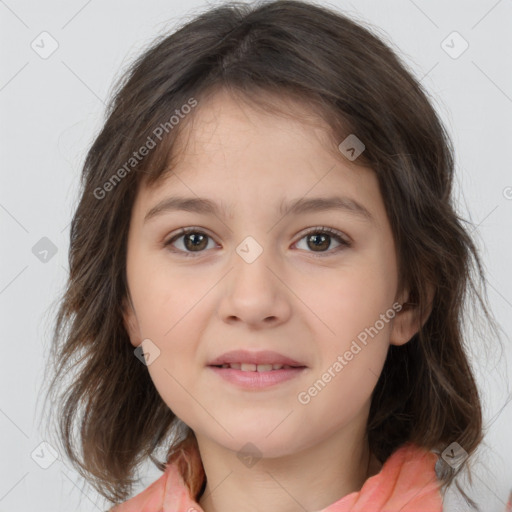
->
xmin=208 ymin=423 xmax=301 ymax=457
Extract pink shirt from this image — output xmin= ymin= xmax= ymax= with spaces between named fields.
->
xmin=110 ymin=441 xmax=443 ymax=511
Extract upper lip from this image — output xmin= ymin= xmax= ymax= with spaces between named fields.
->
xmin=207 ymin=350 xmax=307 ymax=367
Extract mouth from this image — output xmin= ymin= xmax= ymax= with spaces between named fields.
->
xmin=207 ymin=349 xmax=307 ymax=369
xmin=210 ymin=362 xmax=305 ymax=371
xmin=206 ymin=350 xmax=308 ymax=389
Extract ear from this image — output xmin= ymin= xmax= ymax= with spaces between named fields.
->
xmin=122 ymin=294 xmax=142 ymax=348
xmin=390 ymin=283 xmax=435 ymax=346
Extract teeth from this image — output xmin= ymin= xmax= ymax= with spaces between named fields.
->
xmin=219 ymin=363 xmax=295 ymax=371
xmin=256 ymin=364 xmax=273 ymax=372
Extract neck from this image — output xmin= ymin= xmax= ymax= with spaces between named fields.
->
xmin=196 ymin=420 xmax=378 ymax=512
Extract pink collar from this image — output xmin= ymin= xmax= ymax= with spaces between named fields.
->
xmin=111 ymin=441 xmax=443 ymax=511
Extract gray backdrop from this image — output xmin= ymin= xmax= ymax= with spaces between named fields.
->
xmin=1 ymin=0 xmax=511 ymax=510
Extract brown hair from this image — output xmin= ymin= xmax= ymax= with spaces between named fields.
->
xmin=41 ymin=0 xmax=501 ymax=508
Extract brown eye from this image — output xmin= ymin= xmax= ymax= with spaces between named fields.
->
xmin=306 ymin=233 xmax=330 ymax=251
xmin=164 ymin=228 xmax=215 ymax=256
xmin=183 ymin=232 xmax=208 ymax=251
xmin=295 ymin=227 xmax=350 ymax=256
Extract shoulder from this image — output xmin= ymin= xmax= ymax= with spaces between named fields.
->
xmin=362 ymin=443 xmax=442 ymax=510
xmin=381 ymin=442 xmax=441 ymax=481
xmin=108 ymin=470 xmax=169 ymax=512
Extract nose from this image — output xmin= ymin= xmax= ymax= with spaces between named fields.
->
xmin=217 ymin=243 xmax=292 ymax=329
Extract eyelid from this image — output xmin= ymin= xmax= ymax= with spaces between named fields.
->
xmin=296 ymin=226 xmax=351 ymax=244
xmin=293 ymin=226 xmax=351 ymax=257
xmin=163 ymin=226 xmax=219 ymax=257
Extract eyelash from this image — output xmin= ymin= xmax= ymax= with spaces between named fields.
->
xmin=163 ymin=226 xmax=351 ymax=258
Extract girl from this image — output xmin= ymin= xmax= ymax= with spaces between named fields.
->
xmin=42 ymin=1 xmax=500 ymax=510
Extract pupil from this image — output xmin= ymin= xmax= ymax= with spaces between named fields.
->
xmin=185 ymin=233 xmax=207 ymax=251
xmin=309 ymin=234 xmax=329 ymax=251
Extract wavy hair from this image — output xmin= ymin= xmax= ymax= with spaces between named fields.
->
xmin=41 ymin=0 xmax=501 ymax=508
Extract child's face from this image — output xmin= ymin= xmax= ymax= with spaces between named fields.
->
xmin=123 ymin=89 xmax=415 ymax=458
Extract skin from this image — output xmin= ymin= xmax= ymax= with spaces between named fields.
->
xmin=122 ymin=89 xmax=425 ymax=512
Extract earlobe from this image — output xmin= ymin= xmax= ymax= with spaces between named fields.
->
xmin=122 ymin=294 xmax=141 ymax=348
xmin=390 ymin=284 xmax=435 ymax=346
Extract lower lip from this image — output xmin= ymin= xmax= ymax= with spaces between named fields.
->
xmin=208 ymin=366 xmax=307 ymax=389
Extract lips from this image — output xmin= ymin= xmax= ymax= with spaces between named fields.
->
xmin=207 ymin=350 xmax=307 ymax=370
xmin=216 ymin=363 xmax=298 ymax=372
xmin=208 ymin=351 xmax=308 ymax=389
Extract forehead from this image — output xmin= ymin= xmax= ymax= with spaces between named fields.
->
xmin=172 ymin=88 xmax=345 ymax=165
xmin=134 ymin=89 xmax=383 ymax=226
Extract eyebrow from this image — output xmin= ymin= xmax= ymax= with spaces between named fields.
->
xmin=143 ymin=195 xmax=374 ymax=224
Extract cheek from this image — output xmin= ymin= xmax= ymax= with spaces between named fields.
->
xmin=300 ymin=257 xmax=395 ymax=405
xmin=298 ymin=315 xmax=391 ymax=429
xmin=131 ymin=258 xmax=206 ymax=338
xmin=305 ymin=265 xmax=396 ymax=345
xmin=146 ymin=362 xmax=197 ymax=428
xmin=143 ymin=317 xmax=201 ymax=422
xmin=298 ymin=352 xmax=383 ymax=438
